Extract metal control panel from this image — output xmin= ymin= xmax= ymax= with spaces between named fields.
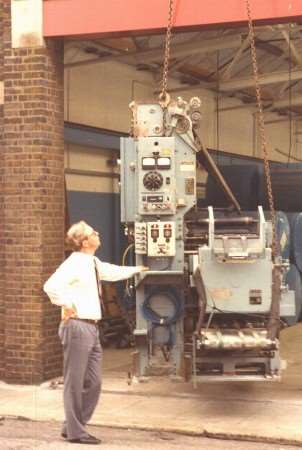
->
xmin=138 ymin=137 xmax=176 ymax=216
xmin=120 ymin=134 xmax=196 ymax=223
xmin=135 ymin=221 xmax=175 ymax=257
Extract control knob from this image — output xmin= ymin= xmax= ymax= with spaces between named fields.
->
xmin=143 ymin=171 xmax=163 ymax=191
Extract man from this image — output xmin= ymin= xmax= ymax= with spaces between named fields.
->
xmin=44 ymin=220 xmax=148 ymax=445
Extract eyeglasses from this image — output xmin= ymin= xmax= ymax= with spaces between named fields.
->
xmin=86 ymin=230 xmax=100 ymax=239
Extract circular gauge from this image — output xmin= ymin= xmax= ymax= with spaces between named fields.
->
xmin=143 ymin=171 xmax=163 ymax=190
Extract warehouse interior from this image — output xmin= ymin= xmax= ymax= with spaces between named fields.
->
xmin=2 ymin=3 xmax=302 ymax=448
xmin=61 ymin=19 xmax=302 ymax=384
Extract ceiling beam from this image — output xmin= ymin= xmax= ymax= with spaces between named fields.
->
xmin=165 ymin=70 xmax=298 ymax=97
xmin=277 ymin=29 xmax=302 ymax=97
xmin=219 ymin=70 xmax=302 ymax=91
xmin=271 ymin=95 xmax=302 ymax=109
xmin=280 ymin=28 xmax=302 ymax=67
xmin=255 ymin=38 xmax=284 ymax=57
xmin=168 ymin=54 xmax=194 ymax=74
xmin=278 ymin=77 xmax=301 ymax=98
xmin=64 ymin=35 xmax=242 ymax=68
xmin=221 ymin=35 xmax=251 ymax=81
xmin=157 ymin=80 xmax=214 ymax=95
xmin=217 ymin=103 xmax=259 ymax=112
xmin=264 ymin=117 xmax=302 ymax=124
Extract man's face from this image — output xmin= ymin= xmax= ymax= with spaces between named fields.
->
xmin=83 ymin=226 xmax=101 ymax=251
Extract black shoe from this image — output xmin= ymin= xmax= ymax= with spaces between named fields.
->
xmin=62 ymin=432 xmax=96 ymax=440
xmin=68 ymin=435 xmax=101 ymax=445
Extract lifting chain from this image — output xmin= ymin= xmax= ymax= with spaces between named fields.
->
xmin=245 ymin=0 xmax=277 ymax=260
xmin=159 ymin=0 xmax=175 ymax=109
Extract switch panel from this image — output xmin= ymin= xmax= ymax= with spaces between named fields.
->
xmin=135 ymin=222 xmax=147 ymax=254
xmin=147 ymin=222 xmax=176 ymax=257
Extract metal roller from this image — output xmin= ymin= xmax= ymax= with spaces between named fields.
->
xmin=259 ymin=166 xmax=302 ymax=212
xmin=205 ymin=165 xmax=260 ymax=211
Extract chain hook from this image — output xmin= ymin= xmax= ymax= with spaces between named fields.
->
xmin=245 ymin=0 xmax=277 ymax=260
xmin=159 ymin=0 xmax=175 ymax=114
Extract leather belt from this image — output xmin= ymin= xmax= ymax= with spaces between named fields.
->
xmin=70 ymin=317 xmax=99 ymax=325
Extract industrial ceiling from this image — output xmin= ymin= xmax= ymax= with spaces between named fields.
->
xmin=64 ymin=22 xmax=302 ymax=121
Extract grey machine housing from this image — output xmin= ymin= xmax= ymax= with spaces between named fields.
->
xmin=121 ymin=128 xmax=197 ymax=373
xmin=120 ymin=96 xmax=296 ymax=381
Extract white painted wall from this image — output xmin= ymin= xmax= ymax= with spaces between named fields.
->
xmin=65 ymin=61 xmax=155 ymax=133
xmin=264 ymin=120 xmax=298 ymax=163
xmin=64 ymin=60 xmax=297 ymax=172
xmin=217 ymin=97 xmax=254 ymax=156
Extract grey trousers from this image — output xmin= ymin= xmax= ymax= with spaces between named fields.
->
xmin=58 ymin=319 xmax=102 ymax=440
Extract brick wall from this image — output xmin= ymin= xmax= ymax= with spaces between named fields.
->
xmin=0 ymin=1 xmax=4 ymax=380
xmin=1 ymin=1 xmax=65 ymax=383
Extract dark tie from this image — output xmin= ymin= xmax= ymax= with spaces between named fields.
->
xmin=93 ymin=258 xmax=106 ymax=315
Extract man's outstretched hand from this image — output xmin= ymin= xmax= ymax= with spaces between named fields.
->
xmin=138 ymin=266 xmax=149 ymax=272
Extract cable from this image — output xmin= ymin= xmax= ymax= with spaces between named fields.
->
xmin=142 ymin=288 xmax=183 ymax=346
xmin=122 ymin=243 xmax=134 ymax=266
xmin=142 ymin=288 xmax=183 ymax=325
xmin=152 ymin=324 xmax=174 ymax=349
xmin=121 ymin=243 xmax=135 ymax=298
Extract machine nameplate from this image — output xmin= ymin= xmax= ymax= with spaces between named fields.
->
xmin=180 ymin=161 xmax=195 ymax=171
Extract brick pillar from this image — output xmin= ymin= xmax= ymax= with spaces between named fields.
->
xmin=0 ymin=1 xmax=5 ymax=380
xmin=1 ymin=1 xmax=65 ymax=383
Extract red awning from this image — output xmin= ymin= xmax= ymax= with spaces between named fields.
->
xmin=43 ymin=0 xmax=302 ymax=39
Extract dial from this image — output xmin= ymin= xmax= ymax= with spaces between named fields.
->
xmin=143 ymin=171 xmax=163 ymax=191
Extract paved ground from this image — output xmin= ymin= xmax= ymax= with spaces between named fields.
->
xmin=0 ymin=323 xmax=301 ymax=447
xmin=0 ymin=419 xmax=299 ymax=450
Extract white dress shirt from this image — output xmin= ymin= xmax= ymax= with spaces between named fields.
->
xmin=43 ymin=252 xmax=142 ymax=320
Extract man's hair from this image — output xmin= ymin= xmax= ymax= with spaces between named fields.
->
xmin=66 ymin=220 xmax=92 ymax=251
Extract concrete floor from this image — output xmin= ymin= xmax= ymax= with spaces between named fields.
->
xmin=0 ymin=419 xmax=300 ymax=450
xmin=0 ymin=323 xmax=301 ymax=446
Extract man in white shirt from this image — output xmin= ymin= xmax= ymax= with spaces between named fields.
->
xmin=44 ymin=220 xmax=148 ymax=445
